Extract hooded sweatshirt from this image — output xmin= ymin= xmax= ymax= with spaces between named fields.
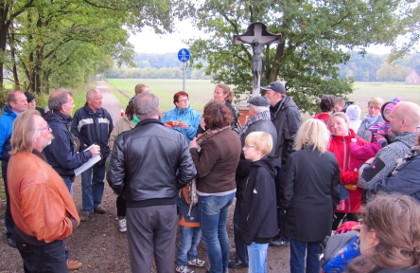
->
xmin=241 ymin=156 xmax=280 ymax=245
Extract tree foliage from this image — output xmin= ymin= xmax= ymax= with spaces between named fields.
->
xmin=186 ymin=0 xmax=418 ymax=112
xmin=0 ymin=0 xmax=181 ymax=95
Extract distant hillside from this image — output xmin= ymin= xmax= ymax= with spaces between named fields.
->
xmin=134 ymin=53 xmax=180 ymax=69
xmin=106 ymin=51 xmax=419 ymax=81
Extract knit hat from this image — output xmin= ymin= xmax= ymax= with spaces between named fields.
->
xmin=345 ymin=105 xmax=361 ymax=121
xmin=384 ymin=97 xmax=402 ymax=112
xmin=381 ymin=97 xmax=402 ymax=122
xmin=24 ymin=91 xmax=35 ymax=103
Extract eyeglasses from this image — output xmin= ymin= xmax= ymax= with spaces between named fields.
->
xmin=37 ymin=125 xmax=51 ymax=131
xmin=244 ymin=144 xmax=256 ymax=149
xmin=177 ymin=99 xmax=188 ymax=103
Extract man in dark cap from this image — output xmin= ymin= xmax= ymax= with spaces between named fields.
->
xmin=24 ymin=91 xmax=45 ymax=116
xmin=262 ymin=81 xmax=301 ymax=247
xmin=229 ymin=95 xmax=279 ymax=268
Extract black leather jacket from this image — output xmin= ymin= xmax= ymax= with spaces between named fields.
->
xmin=107 ymin=119 xmax=196 ymax=207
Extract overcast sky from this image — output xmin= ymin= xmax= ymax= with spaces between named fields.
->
xmin=128 ymin=23 xmax=392 ymax=55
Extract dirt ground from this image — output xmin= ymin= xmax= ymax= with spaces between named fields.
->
xmin=0 ymin=80 xmax=290 ymax=273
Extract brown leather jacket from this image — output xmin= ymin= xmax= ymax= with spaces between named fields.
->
xmin=8 ymin=151 xmax=80 ymax=243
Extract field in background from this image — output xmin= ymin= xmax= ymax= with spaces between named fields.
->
xmin=350 ymin=82 xmax=420 ymax=116
xmin=105 ymin=79 xmax=420 ymax=114
xmin=105 ymin=79 xmax=215 ymax=113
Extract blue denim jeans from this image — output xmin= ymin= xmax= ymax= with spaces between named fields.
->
xmin=177 ymin=226 xmax=202 ymax=266
xmin=247 ymin=242 xmax=268 ymax=273
xmin=199 ymin=193 xmax=235 ymax=273
xmin=290 ymin=238 xmax=322 ymax=273
xmin=81 ymin=164 xmax=105 ymax=213
xmin=62 ymin=177 xmax=73 ymax=196
xmin=233 ymin=198 xmax=248 ymax=264
xmin=15 ymin=235 xmax=67 ymax=273
xmin=2 ymin=162 xmax=14 ymax=238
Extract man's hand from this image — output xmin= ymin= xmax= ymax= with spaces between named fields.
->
xmin=89 ymin=144 xmax=101 ymax=156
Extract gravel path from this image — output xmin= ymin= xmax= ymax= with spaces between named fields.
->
xmin=0 ymin=79 xmax=290 ymax=273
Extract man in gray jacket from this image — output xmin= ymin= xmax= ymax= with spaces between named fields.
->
xmin=107 ymin=92 xmax=196 ymax=273
xmin=359 ymin=102 xmax=420 ymax=198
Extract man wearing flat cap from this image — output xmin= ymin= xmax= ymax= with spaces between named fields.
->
xmin=229 ymin=95 xmax=279 ymax=268
xmin=262 ymin=81 xmax=301 ymax=247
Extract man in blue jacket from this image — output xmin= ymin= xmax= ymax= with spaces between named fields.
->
xmin=43 ymin=89 xmax=101 ymax=271
xmin=0 ymin=90 xmax=28 ymax=247
xmin=71 ymin=89 xmax=113 ymax=221
xmin=44 ymin=89 xmax=101 ymax=194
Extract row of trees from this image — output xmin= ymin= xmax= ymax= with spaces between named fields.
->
xmin=0 ymin=0 xmax=185 ymax=96
xmin=1 ymin=0 xmax=418 ymax=112
xmin=185 ymin=0 xmax=419 ymax=112
xmin=339 ymin=52 xmax=419 ymax=82
xmin=106 ymin=51 xmax=419 ymax=82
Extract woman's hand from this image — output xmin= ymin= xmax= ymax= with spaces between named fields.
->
xmin=189 ymin=137 xmax=199 ymax=149
xmin=179 ymin=121 xmax=189 ymax=129
xmin=199 ymin=118 xmax=206 ymax=130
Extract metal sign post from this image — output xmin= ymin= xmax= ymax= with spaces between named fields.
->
xmin=178 ymin=48 xmax=190 ymax=91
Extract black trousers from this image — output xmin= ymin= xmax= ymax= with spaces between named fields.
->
xmin=15 ymin=235 xmax=67 ymax=273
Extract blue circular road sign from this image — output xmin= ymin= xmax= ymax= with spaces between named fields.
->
xmin=178 ymin=48 xmax=190 ymax=63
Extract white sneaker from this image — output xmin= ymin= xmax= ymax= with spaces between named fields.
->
xmin=118 ymin=219 xmax=127 ymax=232
xmin=175 ymin=265 xmax=194 ymax=273
xmin=188 ymin=258 xmax=205 ymax=268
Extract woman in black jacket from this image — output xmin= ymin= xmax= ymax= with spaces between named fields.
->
xmin=280 ymin=119 xmax=340 ymax=273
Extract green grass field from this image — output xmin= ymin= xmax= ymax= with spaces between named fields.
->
xmin=350 ymin=82 xmax=420 ymax=116
xmin=105 ymin=79 xmax=420 ymax=115
xmin=105 ymin=79 xmax=215 ymax=113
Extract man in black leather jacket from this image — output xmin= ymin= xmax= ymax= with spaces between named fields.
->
xmin=107 ymin=92 xmax=196 ymax=273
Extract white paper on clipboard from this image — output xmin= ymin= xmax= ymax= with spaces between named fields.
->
xmin=74 ymin=144 xmax=101 ymax=176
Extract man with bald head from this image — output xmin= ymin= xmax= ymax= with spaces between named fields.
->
xmin=359 ymin=102 xmax=420 ymax=196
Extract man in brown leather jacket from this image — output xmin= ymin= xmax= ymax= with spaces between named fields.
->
xmin=8 ymin=109 xmax=80 ymax=272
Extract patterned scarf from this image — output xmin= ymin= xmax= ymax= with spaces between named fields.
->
xmin=196 ymin=126 xmax=231 ymax=146
xmin=239 ymin=110 xmax=271 ymax=139
xmin=392 ymin=144 xmax=420 ymax=175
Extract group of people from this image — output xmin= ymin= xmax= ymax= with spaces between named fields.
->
xmin=1 ymin=81 xmax=419 ymax=273
xmin=1 ymin=88 xmax=110 ymax=271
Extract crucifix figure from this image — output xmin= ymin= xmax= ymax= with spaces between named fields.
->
xmin=233 ymin=23 xmax=282 ymax=97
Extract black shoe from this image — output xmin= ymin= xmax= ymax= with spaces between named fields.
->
xmin=269 ymin=238 xmax=290 ymax=247
xmin=7 ymin=237 xmax=16 ymax=248
xmin=93 ymin=206 xmax=106 ymax=214
xmin=228 ymin=258 xmax=248 ymax=268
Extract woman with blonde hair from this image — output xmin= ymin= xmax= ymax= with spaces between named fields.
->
xmin=328 ymin=112 xmax=368 ymax=228
xmin=280 ymin=118 xmax=340 ymax=273
xmin=347 ymin=193 xmax=420 ymax=273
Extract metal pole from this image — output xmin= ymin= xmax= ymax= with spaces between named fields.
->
xmin=183 ymin=62 xmax=186 ymax=91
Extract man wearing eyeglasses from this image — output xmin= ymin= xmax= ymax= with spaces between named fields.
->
xmin=0 ymin=90 xmax=28 ymax=248
xmin=8 ymin=109 xmax=80 ymax=273
xmin=44 ymin=89 xmax=100 ymax=195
